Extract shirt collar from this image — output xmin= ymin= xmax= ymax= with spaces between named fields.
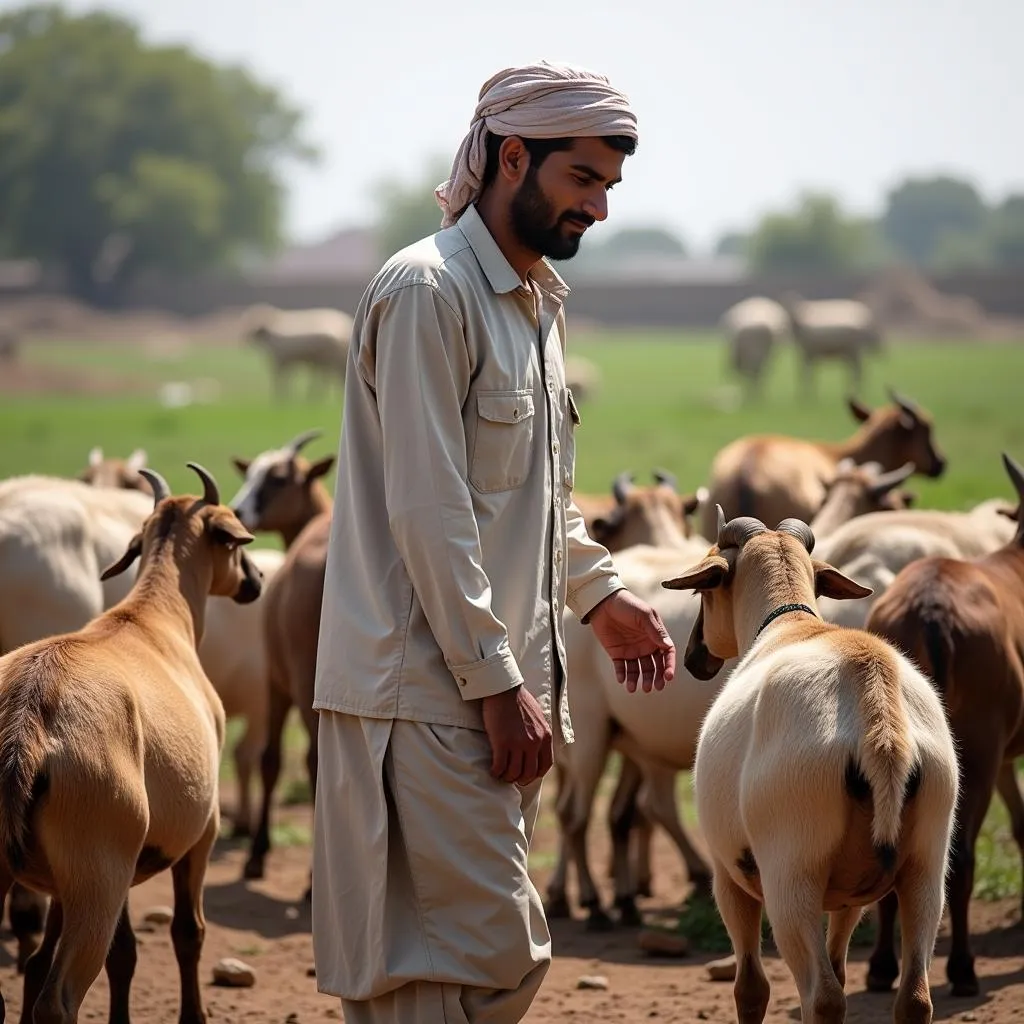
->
xmin=456 ymin=204 xmax=571 ymax=303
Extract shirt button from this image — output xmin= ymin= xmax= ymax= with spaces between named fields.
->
xmin=552 ymin=441 xmax=560 ymax=455
xmin=457 ymin=676 xmax=466 ymax=686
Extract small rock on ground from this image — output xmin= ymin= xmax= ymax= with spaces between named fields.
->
xmin=576 ymin=974 xmax=609 ymax=990
xmin=706 ymin=955 xmax=737 ymax=982
xmin=212 ymin=957 xmax=257 ymax=988
xmin=637 ymin=928 xmax=690 ymax=958
xmin=142 ymin=906 xmax=173 ymax=925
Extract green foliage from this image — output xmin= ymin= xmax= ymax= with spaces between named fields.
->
xmin=371 ymin=156 xmax=450 ymax=262
xmin=747 ymin=192 xmax=886 ymax=274
xmin=881 ymin=176 xmax=988 ymax=268
xmin=0 ymin=3 xmax=317 ymax=300
xmin=989 ymin=195 xmax=1024 ymax=269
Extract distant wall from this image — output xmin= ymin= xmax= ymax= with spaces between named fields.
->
xmin=5 ymin=267 xmax=1024 ymax=330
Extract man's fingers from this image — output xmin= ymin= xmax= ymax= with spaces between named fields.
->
xmin=491 ymin=743 xmax=510 ymax=780
xmin=503 ymin=749 xmax=525 ymax=785
xmin=537 ymin=737 xmax=554 ymax=779
xmin=519 ymin=748 xmax=540 ymax=788
xmin=623 ymin=658 xmax=640 ymax=693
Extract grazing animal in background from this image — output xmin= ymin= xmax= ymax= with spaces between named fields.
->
xmin=700 ymin=388 xmax=946 ymax=541
xmin=77 ymin=446 xmax=152 ymax=494
xmin=720 ymin=296 xmax=790 ymax=400
xmin=780 ymin=292 xmax=884 ymax=398
xmin=0 ymin=463 xmax=263 ymax=1024
xmin=241 ymin=303 xmax=354 ymax=402
xmin=864 ymin=452 xmax=1024 ymax=999
xmin=663 ymin=508 xmax=957 ymax=1024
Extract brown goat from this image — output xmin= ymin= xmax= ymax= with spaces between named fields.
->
xmin=700 ymin=388 xmax=946 ymax=540
xmin=864 ymin=451 xmax=1024 ymax=999
xmin=76 ymin=447 xmax=153 ymax=494
xmin=0 ymin=464 xmax=262 ymax=1024
xmin=227 ymin=429 xmax=335 ymax=901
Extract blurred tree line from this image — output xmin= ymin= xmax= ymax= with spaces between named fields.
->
xmin=0 ymin=4 xmax=317 ymax=303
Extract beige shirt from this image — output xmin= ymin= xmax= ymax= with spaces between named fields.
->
xmin=313 ymin=204 xmax=624 ymax=743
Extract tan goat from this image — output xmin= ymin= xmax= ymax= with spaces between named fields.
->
xmin=227 ymin=429 xmax=335 ymax=900
xmin=77 ymin=447 xmax=152 ymax=493
xmin=0 ymin=464 xmax=262 ymax=1024
xmin=661 ymin=509 xmax=958 ymax=1024
xmin=864 ymin=451 xmax=1024 ymax=999
xmin=700 ymin=388 xmax=946 ymax=540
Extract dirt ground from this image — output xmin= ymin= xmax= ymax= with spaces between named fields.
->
xmin=1 ymin=784 xmax=1021 ymax=1024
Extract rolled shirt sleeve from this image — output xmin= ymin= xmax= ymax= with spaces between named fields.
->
xmin=365 ymin=282 xmax=524 ymax=703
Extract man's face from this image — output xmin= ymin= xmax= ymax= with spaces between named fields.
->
xmin=510 ymin=137 xmax=626 ymax=261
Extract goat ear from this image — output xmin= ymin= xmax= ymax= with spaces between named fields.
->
xmin=662 ymin=555 xmax=729 ymax=592
xmin=684 ymin=604 xmax=726 ymax=680
xmin=101 ymin=534 xmax=143 ymax=580
xmin=305 ymin=456 xmax=335 ymax=482
xmin=210 ymin=514 xmax=255 ymax=550
xmin=847 ymin=397 xmax=872 ymax=423
xmin=88 ymin=445 xmax=103 ymax=467
xmin=126 ymin=448 xmax=147 ymax=472
xmin=231 ymin=457 xmax=251 ymax=477
xmin=901 ymin=490 xmax=917 ymax=508
xmin=681 ymin=493 xmax=700 ymax=517
xmin=813 ymin=560 xmax=872 ymax=601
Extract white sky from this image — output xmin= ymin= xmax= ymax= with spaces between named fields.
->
xmin=16 ymin=0 xmax=1024 ymax=253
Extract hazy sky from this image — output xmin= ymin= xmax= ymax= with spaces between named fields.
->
xmin=23 ymin=0 xmax=1024 ymax=252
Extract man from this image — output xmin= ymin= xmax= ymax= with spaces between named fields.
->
xmin=312 ymin=61 xmax=676 ymax=1024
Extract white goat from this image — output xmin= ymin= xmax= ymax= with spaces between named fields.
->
xmin=720 ymin=296 xmax=789 ymax=399
xmin=241 ymin=303 xmax=354 ymax=401
xmin=0 ymin=464 xmax=263 ymax=1024
xmin=781 ymin=293 xmax=883 ymax=397
xmin=662 ymin=509 xmax=958 ymax=1024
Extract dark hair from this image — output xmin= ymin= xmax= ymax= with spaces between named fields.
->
xmin=480 ymin=131 xmax=637 ymax=189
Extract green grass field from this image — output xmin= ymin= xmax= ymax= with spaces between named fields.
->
xmin=3 ymin=329 xmax=1022 ymax=907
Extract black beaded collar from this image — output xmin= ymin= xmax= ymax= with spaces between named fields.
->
xmin=755 ymin=602 xmax=818 ymax=639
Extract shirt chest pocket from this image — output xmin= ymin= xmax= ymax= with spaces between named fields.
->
xmin=469 ymin=390 xmax=536 ymax=494
xmin=562 ymin=387 xmax=581 ymax=493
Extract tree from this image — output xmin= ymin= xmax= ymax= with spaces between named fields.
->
xmin=714 ymin=231 xmax=748 ymax=258
xmin=990 ymin=195 xmax=1024 ymax=268
xmin=747 ymin=192 xmax=882 ymax=274
xmin=371 ymin=157 xmax=450 ymax=262
xmin=0 ymin=4 xmax=317 ymax=302
xmin=881 ymin=175 xmax=987 ymax=267
xmin=596 ymin=226 xmax=686 ymax=258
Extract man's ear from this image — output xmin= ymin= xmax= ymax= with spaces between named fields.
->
xmin=101 ymin=534 xmax=143 ymax=580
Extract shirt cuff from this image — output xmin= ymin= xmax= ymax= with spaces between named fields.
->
xmin=569 ymin=574 xmax=626 ymax=624
xmin=449 ymin=647 xmax=525 ymax=702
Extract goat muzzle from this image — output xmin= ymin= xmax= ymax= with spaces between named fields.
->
xmin=234 ymin=551 xmax=264 ymax=605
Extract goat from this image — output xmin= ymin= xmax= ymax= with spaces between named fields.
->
xmin=720 ymin=296 xmax=790 ymax=400
xmin=227 ymin=429 xmax=336 ymax=900
xmin=661 ymin=508 xmax=958 ymax=1024
xmin=564 ymin=353 xmax=602 ymax=404
xmin=550 ymin=459 xmax=919 ymax=929
xmin=864 ymin=451 xmax=1024 ymax=999
xmin=241 ymin=304 xmax=353 ymax=402
xmin=77 ymin=447 xmax=151 ymax=494
xmin=0 ymin=464 xmax=263 ymax=1024
xmin=700 ymin=388 xmax=946 ymax=541
xmin=780 ymin=292 xmax=884 ymax=398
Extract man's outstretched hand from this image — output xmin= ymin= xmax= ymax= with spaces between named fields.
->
xmin=588 ymin=590 xmax=676 ymax=692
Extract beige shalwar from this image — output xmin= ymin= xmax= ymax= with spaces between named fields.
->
xmin=313 ymin=203 xmax=624 ymax=1021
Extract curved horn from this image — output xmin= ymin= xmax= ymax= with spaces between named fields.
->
xmin=139 ymin=469 xmax=171 ymax=507
xmin=776 ymin=518 xmax=816 ymax=553
xmin=716 ymin=504 xmax=727 ymax=541
xmin=1002 ymin=452 xmax=1024 ymax=503
xmin=887 ymin=386 xmax=919 ymax=417
xmin=186 ymin=462 xmax=221 ymax=506
xmin=652 ymin=468 xmax=677 ymax=490
xmin=285 ymin=427 xmax=323 ymax=456
xmin=612 ymin=471 xmax=635 ymax=505
xmin=869 ymin=462 xmax=915 ymax=497
xmin=717 ymin=510 xmax=768 ymax=550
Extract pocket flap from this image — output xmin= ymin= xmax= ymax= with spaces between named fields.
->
xmin=477 ymin=391 xmax=535 ymax=424
xmin=566 ymin=387 xmax=582 ymax=426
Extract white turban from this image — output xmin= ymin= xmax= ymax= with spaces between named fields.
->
xmin=435 ymin=61 xmax=638 ymax=228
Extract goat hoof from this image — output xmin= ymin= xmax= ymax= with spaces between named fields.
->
xmin=545 ymin=894 xmax=571 ymax=919
xmin=585 ymin=908 xmax=615 ymax=932
xmin=866 ymin=970 xmax=897 ymax=993
xmin=616 ymin=898 xmax=643 ymax=928
xmin=950 ymin=978 xmax=980 ymax=998
xmin=242 ymin=858 xmax=265 ymax=881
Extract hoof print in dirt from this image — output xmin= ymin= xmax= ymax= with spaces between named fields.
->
xmin=213 ymin=957 xmax=257 ymax=988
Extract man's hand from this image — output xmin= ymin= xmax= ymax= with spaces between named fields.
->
xmin=480 ymin=685 xmax=553 ymax=786
xmin=588 ymin=590 xmax=676 ymax=693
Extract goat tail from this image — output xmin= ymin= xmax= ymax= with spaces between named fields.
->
xmin=858 ymin=657 xmax=914 ymax=854
xmin=0 ymin=687 xmax=49 ymax=873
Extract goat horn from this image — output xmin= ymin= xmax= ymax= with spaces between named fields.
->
xmin=776 ymin=518 xmax=816 ymax=553
xmin=285 ymin=428 xmax=323 ymax=455
xmin=717 ymin=510 xmax=767 ymax=550
xmin=612 ymin=471 xmax=635 ymax=505
xmin=186 ymin=462 xmax=221 ymax=506
xmin=652 ymin=468 xmax=677 ymax=490
xmin=1002 ymin=452 xmax=1024 ymax=503
xmin=887 ymin=386 xmax=919 ymax=417
xmin=869 ymin=462 xmax=915 ymax=496
xmin=139 ymin=469 xmax=171 ymax=507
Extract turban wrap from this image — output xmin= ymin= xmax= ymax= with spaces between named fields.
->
xmin=435 ymin=61 xmax=638 ymax=228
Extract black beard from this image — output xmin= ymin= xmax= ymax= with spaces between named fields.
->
xmin=510 ymin=170 xmax=594 ymax=261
